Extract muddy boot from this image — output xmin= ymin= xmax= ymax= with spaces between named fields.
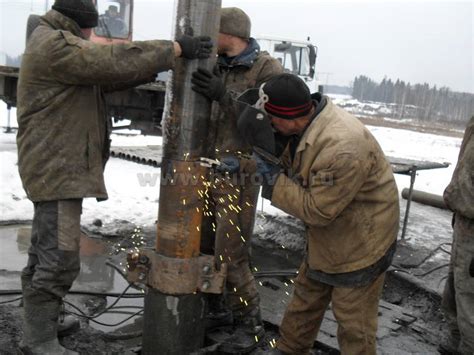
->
xmin=19 ymin=339 xmax=78 ymax=355
xmin=206 ymin=294 xmax=233 ymax=330
xmin=20 ymin=283 xmax=78 ymax=355
xmin=219 ymin=307 xmax=265 ymax=354
xmin=261 ymin=349 xmax=290 ymax=355
xmin=58 ymin=314 xmax=80 ymax=337
xmin=21 ymin=277 xmax=80 ymax=338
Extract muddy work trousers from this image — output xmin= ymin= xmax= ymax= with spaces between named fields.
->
xmin=203 ymin=174 xmax=261 ymax=319
xmin=442 ymin=214 xmax=474 ymax=354
xmin=277 ymin=263 xmax=385 ymax=355
xmin=22 ymin=199 xmax=82 ymax=301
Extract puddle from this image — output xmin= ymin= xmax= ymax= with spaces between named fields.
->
xmin=0 ymin=225 xmax=144 ymax=333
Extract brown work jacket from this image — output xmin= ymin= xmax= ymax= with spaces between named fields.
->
xmin=272 ymin=99 xmax=400 ymax=274
xmin=16 ymin=10 xmax=175 ymax=202
xmin=444 ymin=116 xmax=474 ymax=220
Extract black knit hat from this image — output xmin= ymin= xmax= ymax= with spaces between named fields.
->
xmin=52 ymin=0 xmax=98 ymax=28
xmin=262 ymin=73 xmax=313 ymax=120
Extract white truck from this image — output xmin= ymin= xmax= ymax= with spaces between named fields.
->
xmin=0 ymin=0 xmax=319 ymax=134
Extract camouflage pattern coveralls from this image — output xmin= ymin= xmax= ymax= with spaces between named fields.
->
xmin=202 ymin=38 xmax=283 ymax=319
xmin=443 ymin=116 xmax=474 ymax=354
xmin=16 ymin=9 xmax=175 ymax=345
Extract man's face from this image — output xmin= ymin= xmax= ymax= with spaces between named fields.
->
xmin=217 ymin=33 xmax=232 ymax=55
xmin=270 ymin=115 xmax=299 ymax=136
xmin=80 ymin=28 xmax=92 ymax=40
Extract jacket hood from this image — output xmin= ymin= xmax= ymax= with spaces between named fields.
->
xmin=41 ymin=9 xmax=85 ymax=38
xmin=218 ymin=37 xmax=260 ymax=68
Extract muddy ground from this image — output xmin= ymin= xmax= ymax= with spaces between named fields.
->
xmin=0 ymin=202 xmax=454 ymax=354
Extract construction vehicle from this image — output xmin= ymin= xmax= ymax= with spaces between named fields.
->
xmin=0 ymin=0 xmax=318 ymax=135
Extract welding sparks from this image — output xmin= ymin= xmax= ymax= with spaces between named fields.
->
xmin=241 ymin=236 xmax=246 ymax=243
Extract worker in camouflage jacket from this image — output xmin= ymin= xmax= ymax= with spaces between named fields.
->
xmin=441 ymin=116 xmax=474 ymax=355
xmin=191 ymin=7 xmax=283 ymax=352
xmin=238 ymin=74 xmax=399 ymax=355
xmin=16 ymin=0 xmax=212 ymax=353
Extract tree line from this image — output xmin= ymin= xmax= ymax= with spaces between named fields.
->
xmin=352 ymin=75 xmax=473 ymax=126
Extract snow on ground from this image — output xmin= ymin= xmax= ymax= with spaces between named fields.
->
xmin=0 ymin=105 xmax=463 ymax=246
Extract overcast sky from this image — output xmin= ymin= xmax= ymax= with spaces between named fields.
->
xmin=1 ymin=0 xmax=473 ymax=92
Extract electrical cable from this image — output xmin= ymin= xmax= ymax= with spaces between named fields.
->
xmin=65 ymin=309 xmax=143 ymax=328
xmin=0 ymin=289 xmax=145 ymax=297
xmin=62 ymin=284 xmax=134 ymax=320
xmin=0 ymin=296 xmax=22 ymax=305
xmin=414 ymin=263 xmax=450 ymax=277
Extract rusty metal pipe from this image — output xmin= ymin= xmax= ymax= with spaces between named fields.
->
xmin=141 ymin=1 xmax=222 ymax=354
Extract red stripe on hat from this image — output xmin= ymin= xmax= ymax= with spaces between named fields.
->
xmin=265 ymin=101 xmax=312 ymax=117
xmin=265 ymin=101 xmax=312 ymax=111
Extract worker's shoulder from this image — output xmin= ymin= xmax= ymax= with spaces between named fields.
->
xmin=256 ymin=50 xmax=277 ymax=61
xmin=254 ymin=50 xmax=284 ymax=73
xmin=57 ymin=30 xmax=92 ymax=48
xmin=316 ymin=101 xmax=377 ymax=155
xmin=28 ymin=26 xmax=89 ymax=53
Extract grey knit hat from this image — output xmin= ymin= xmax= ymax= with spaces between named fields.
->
xmin=220 ymin=7 xmax=251 ymax=39
xmin=52 ymin=0 xmax=98 ymax=28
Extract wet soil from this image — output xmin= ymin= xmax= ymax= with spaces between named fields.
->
xmin=0 ymin=211 xmax=451 ymax=354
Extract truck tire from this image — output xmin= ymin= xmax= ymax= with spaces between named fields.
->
xmin=26 ymin=14 xmax=41 ymax=44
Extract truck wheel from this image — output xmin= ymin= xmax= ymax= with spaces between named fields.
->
xmin=26 ymin=14 xmax=41 ymax=44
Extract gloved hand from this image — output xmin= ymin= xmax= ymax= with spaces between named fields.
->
xmin=176 ymin=35 xmax=213 ymax=59
xmin=253 ymin=151 xmax=281 ymax=200
xmin=236 ymin=100 xmax=276 ymax=156
xmin=191 ymin=68 xmax=226 ymax=101
xmin=216 ymin=156 xmax=240 ymax=174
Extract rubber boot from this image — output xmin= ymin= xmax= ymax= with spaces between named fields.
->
xmin=58 ymin=315 xmax=80 ymax=337
xmin=262 ymin=349 xmax=290 ymax=355
xmin=205 ymin=294 xmax=233 ymax=330
xmin=20 ymin=279 xmax=78 ymax=355
xmin=219 ymin=307 xmax=265 ymax=354
xmin=21 ymin=277 xmax=79 ymax=338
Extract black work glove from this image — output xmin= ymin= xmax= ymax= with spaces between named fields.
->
xmin=236 ymin=100 xmax=276 ymax=155
xmin=253 ymin=148 xmax=281 ymax=200
xmin=177 ymin=35 xmax=213 ymax=59
xmin=191 ymin=68 xmax=226 ymax=101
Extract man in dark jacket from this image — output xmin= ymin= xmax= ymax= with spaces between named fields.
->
xmin=191 ymin=7 xmax=283 ymax=353
xmin=16 ymin=1 xmax=212 ymax=353
xmin=441 ymin=116 xmax=474 ymax=355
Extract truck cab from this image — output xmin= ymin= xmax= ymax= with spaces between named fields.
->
xmin=256 ymin=36 xmax=318 ymax=92
xmin=90 ymin=0 xmax=133 ymax=44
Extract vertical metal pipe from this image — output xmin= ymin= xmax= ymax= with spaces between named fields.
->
xmin=5 ymin=105 xmax=12 ymax=133
xmin=401 ymin=167 xmax=417 ymax=240
xmin=142 ymin=1 xmax=221 ymax=354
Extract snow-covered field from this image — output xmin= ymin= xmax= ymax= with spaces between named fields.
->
xmin=0 ymin=102 xmax=462 ymax=230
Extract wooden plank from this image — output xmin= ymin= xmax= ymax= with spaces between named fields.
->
xmin=258 ymin=278 xmax=417 ymax=345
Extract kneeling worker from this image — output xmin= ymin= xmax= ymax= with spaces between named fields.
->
xmin=239 ymin=73 xmax=400 ymax=355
